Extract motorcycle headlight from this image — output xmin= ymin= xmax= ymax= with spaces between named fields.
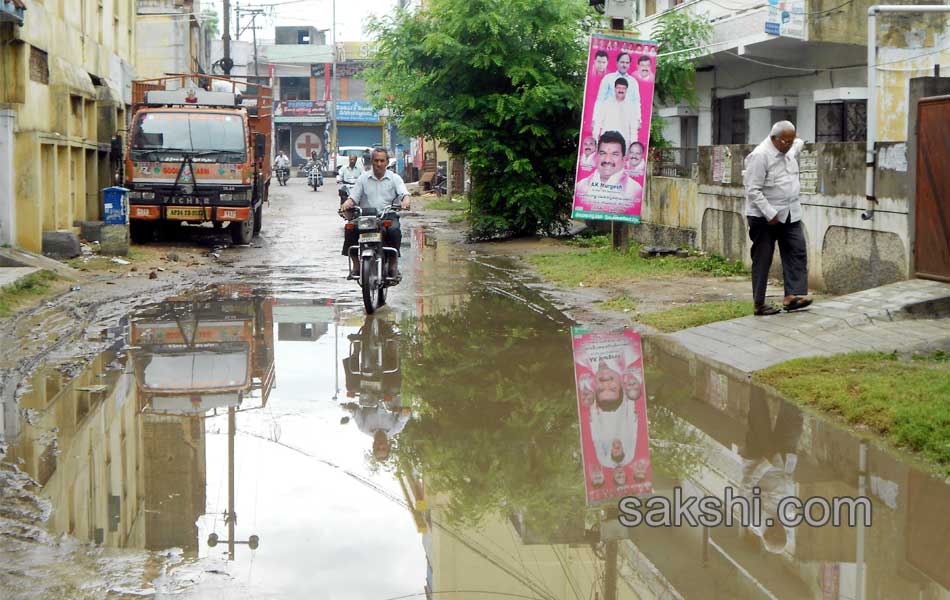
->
xmin=358 ymin=216 xmax=377 ymax=230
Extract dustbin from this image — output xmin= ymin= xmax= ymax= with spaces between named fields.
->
xmin=102 ymin=186 xmax=129 ymax=225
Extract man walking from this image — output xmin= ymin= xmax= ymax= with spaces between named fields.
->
xmin=743 ymin=121 xmax=812 ymax=316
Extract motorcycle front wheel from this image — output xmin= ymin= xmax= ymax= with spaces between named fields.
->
xmin=361 ymin=255 xmax=380 ymax=314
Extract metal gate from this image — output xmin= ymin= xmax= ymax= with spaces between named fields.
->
xmin=915 ymin=96 xmax=950 ymax=281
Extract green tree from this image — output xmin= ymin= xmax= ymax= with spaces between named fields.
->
xmin=365 ymin=0 xmax=591 ymax=239
xmin=202 ymin=8 xmax=220 ymax=38
xmin=649 ymin=11 xmax=712 ymax=148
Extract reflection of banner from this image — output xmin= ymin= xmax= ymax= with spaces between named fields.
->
xmin=572 ymin=327 xmax=653 ymax=505
xmin=336 ymin=100 xmax=380 ymax=122
xmin=573 ymin=33 xmax=658 ymax=224
xmin=275 ymin=100 xmax=327 ymax=118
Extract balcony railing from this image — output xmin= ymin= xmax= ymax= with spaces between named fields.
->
xmin=650 ymin=147 xmax=697 ymax=178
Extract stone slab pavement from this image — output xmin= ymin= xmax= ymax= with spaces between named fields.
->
xmin=0 ymin=267 xmax=40 ymax=289
xmin=664 ymin=279 xmax=950 ymax=374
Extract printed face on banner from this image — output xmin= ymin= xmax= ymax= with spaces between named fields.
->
xmin=573 ymin=34 xmax=658 ymax=224
xmin=572 ymin=328 xmax=653 ymax=504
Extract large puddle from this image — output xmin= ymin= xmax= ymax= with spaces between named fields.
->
xmin=1 ymin=231 xmax=948 ymax=599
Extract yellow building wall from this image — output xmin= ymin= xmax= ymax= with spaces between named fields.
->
xmin=3 ymin=0 xmax=135 ymax=252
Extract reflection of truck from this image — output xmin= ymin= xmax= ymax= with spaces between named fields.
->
xmin=124 ymin=74 xmax=272 ymax=245
xmin=130 ymin=289 xmax=275 ymax=416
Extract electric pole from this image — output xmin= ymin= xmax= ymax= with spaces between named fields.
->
xmin=331 ymin=0 xmax=338 ymax=165
xmin=222 ymin=0 xmax=233 ymax=75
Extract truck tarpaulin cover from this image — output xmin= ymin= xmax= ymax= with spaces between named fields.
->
xmin=572 ymin=33 xmax=658 ymax=224
xmin=572 ymin=327 xmax=653 ymax=504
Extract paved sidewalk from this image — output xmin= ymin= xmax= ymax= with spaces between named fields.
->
xmin=0 ymin=267 xmax=40 ymax=289
xmin=666 ymin=279 xmax=950 ymax=373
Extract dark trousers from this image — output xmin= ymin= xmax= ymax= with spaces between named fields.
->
xmin=747 ymin=215 xmax=807 ymax=306
xmin=342 ymin=216 xmax=402 ymax=257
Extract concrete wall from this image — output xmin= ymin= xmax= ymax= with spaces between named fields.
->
xmin=628 ymin=142 xmax=913 ymax=294
xmin=0 ymin=0 xmax=134 ymax=252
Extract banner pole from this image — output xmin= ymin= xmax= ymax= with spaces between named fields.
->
xmin=610 ymin=16 xmax=624 ymax=251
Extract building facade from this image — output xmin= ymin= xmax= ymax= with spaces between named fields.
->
xmin=135 ymin=0 xmax=213 ymax=79
xmin=628 ymin=0 xmax=950 ymax=291
xmin=0 ymin=0 xmax=136 ymax=252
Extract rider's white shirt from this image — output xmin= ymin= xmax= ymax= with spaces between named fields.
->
xmin=337 ymin=164 xmax=362 ymax=185
xmin=350 ymin=169 xmax=409 ymax=213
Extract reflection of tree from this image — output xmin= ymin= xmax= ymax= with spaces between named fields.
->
xmin=643 ymin=363 xmax=707 ymax=483
xmin=393 ymin=293 xmax=586 ymax=529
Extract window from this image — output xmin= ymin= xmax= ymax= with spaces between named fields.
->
xmin=713 ymin=94 xmax=749 ymax=144
xmin=29 ymin=46 xmax=49 ymax=85
xmin=815 ymin=101 xmax=866 ymax=142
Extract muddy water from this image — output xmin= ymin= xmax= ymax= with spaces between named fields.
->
xmin=1 ymin=227 xmax=948 ymax=600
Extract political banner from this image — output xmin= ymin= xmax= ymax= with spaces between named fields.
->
xmin=572 ymin=327 xmax=653 ymax=504
xmin=573 ymin=33 xmax=658 ymax=223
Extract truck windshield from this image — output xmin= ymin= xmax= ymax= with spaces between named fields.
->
xmin=131 ymin=111 xmax=246 ymax=160
xmin=137 ymin=350 xmax=250 ymax=391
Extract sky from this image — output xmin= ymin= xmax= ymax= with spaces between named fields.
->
xmin=202 ymin=0 xmax=398 ymax=44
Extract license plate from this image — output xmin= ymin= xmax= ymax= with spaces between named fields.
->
xmin=359 ymin=233 xmax=381 ymax=243
xmin=167 ymin=207 xmax=206 ymax=219
xmin=135 ymin=207 xmax=152 ymax=217
xmin=362 ymin=380 xmax=383 ymax=391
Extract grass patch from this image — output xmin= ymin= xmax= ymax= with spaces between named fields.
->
xmin=756 ymin=352 xmax=950 ymax=475
xmin=67 ymin=256 xmax=116 ymax=271
xmin=598 ymin=295 xmax=639 ymax=312
xmin=0 ymin=270 xmax=61 ymax=317
xmin=447 ymin=212 xmax=467 ymax=224
xmin=636 ymin=300 xmax=754 ymax=332
xmin=425 ymin=197 xmax=469 ymax=211
xmin=526 ymin=241 xmax=748 ymax=288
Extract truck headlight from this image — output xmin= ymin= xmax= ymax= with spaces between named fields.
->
xmin=220 ymin=191 xmax=248 ymax=202
xmin=128 ymin=191 xmax=155 ymax=200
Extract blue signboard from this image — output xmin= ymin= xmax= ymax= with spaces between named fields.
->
xmin=336 ymin=101 xmax=379 ymax=123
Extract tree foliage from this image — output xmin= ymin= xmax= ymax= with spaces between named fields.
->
xmin=201 ymin=9 xmax=220 ymax=38
xmin=365 ymin=0 xmax=591 ymax=239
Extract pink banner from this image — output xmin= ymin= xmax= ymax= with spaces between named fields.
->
xmin=572 ymin=327 xmax=653 ymax=504
xmin=572 ymin=34 xmax=658 ymax=224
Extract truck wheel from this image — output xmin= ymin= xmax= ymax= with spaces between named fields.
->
xmin=231 ymin=211 xmax=254 ymax=245
xmin=253 ymin=203 xmax=262 ymax=235
xmin=130 ymin=221 xmax=154 ymax=244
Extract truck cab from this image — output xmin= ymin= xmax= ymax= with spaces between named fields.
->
xmin=125 ymin=76 xmax=272 ymax=245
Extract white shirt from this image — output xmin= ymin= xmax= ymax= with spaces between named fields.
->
xmin=274 ymin=155 xmax=290 ymax=168
xmin=743 ymin=137 xmax=805 ymax=223
xmin=351 ymin=405 xmax=409 ymax=439
xmin=350 ymin=169 xmax=409 ymax=213
xmin=593 ymin=97 xmax=640 ymax=149
xmin=597 ymin=71 xmax=642 ymax=113
xmin=580 ymin=152 xmax=596 ymax=170
xmin=337 ymin=164 xmax=362 ymax=185
xmin=589 ymin=399 xmax=638 ymax=467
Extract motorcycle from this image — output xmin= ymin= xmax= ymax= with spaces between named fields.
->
xmin=307 ymin=160 xmax=324 ymax=191
xmin=341 ymin=203 xmax=403 ymax=314
xmin=275 ymin=166 xmax=289 ymax=186
xmin=343 ymin=316 xmax=401 ymax=408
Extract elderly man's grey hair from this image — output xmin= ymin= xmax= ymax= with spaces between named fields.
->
xmin=770 ymin=121 xmax=796 ymax=137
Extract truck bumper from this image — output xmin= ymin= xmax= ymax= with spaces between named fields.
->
xmin=130 ymin=205 xmax=251 ymax=222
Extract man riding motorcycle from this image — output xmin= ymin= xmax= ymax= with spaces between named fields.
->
xmin=340 ymin=148 xmax=411 ymax=279
xmin=274 ymin=150 xmax=290 ymax=183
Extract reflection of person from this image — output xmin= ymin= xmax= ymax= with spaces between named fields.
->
xmin=576 ymin=131 xmax=643 ymax=204
xmin=592 ymin=50 xmax=608 ymax=76
xmin=632 ymin=459 xmax=649 ymax=482
xmin=579 ymin=136 xmax=597 ymax=170
xmin=624 ymin=142 xmax=646 ymax=178
xmin=596 ymin=52 xmax=642 ymax=117
xmin=588 ymin=361 xmax=638 ymax=469
xmin=635 ymin=56 xmax=653 ymax=82
xmin=612 ymin=467 xmax=628 ymax=487
xmin=592 ymin=77 xmax=640 ymax=147
xmin=590 ymin=467 xmax=606 ymax=488
xmin=346 ymin=403 xmax=410 ymax=461
xmin=739 ymin=387 xmax=803 ymax=554
xmin=743 ymin=120 xmax=812 ymax=316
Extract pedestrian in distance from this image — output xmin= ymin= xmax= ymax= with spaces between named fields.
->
xmin=743 ymin=121 xmax=813 ymax=316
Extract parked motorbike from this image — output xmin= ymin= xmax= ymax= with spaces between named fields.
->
xmin=275 ymin=167 xmax=289 ymax=186
xmin=341 ymin=204 xmax=403 ymax=314
xmin=307 ymin=160 xmax=324 ymax=191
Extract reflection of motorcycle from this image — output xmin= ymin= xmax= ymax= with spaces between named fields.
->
xmin=341 ymin=203 xmax=404 ymax=314
xmin=343 ymin=316 xmax=401 ymax=408
xmin=275 ymin=167 xmax=289 ymax=186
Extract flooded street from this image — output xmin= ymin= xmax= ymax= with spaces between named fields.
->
xmin=1 ymin=181 xmax=948 ymax=599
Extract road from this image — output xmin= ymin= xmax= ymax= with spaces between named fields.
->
xmin=0 ymin=178 xmax=948 ymax=599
